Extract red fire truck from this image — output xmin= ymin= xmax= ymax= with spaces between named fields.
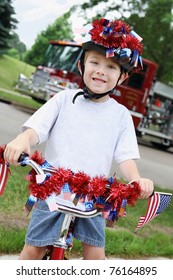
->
xmin=16 ymin=40 xmax=173 ymax=149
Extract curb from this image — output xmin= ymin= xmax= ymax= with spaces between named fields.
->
xmin=0 ymin=254 xmax=18 ymax=260
xmin=0 ymin=254 xmax=171 ymax=260
xmin=0 ymin=98 xmax=36 ymax=114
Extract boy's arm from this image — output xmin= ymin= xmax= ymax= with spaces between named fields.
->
xmin=118 ymin=159 xmax=154 ymax=199
xmin=4 ymin=128 xmax=39 ymax=165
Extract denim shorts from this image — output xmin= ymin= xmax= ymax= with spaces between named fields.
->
xmin=25 ymin=200 xmax=106 ymax=248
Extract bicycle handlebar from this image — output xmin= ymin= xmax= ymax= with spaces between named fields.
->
xmin=56 ymin=204 xmax=101 ymax=218
xmin=18 ymin=155 xmax=45 ymax=175
xmin=17 ymin=151 xmax=141 ymax=220
xmin=0 ymin=148 xmax=141 ymax=221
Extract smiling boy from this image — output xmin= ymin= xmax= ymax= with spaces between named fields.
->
xmin=4 ymin=18 xmax=154 ymax=260
xmin=80 ymin=50 xmax=127 ymax=100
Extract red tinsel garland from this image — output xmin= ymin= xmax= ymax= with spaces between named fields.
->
xmin=0 ymin=146 xmax=141 ymax=210
xmin=88 ymin=176 xmax=108 ymax=198
xmin=27 ymin=151 xmax=141 ymax=209
xmin=28 ymin=174 xmax=62 ymax=200
xmin=109 ymin=181 xmax=141 ymax=212
xmin=70 ymin=171 xmax=90 ymax=196
xmin=30 ymin=150 xmax=45 ymax=165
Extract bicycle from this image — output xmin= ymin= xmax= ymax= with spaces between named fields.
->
xmin=0 ymin=148 xmax=141 ymax=260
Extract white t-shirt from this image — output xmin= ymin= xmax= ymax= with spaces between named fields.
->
xmin=23 ymin=89 xmax=140 ymax=178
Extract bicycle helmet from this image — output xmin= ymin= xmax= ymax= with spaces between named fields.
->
xmin=73 ymin=18 xmax=143 ymax=103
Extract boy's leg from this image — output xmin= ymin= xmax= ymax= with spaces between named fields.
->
xmin=74 ymin=215 xmax=106 ymax=260
xmin=19 ymin=244 xmax=47 ymax=260
xmin=82 ymin=243 xmax=105 ymax=260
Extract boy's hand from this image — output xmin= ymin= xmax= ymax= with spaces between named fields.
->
xmin=138 ymin=178 xmax=154 ymax=199
xmin=4 ymin=137 xmax=30 ymax=166
xmin=4 ymin=129 xmax=39 ymax=166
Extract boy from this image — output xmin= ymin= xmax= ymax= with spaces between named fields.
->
xmin=4 ymin=18 xmax=154 ymax=260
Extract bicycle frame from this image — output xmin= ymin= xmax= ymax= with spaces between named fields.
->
xmin=18 ymin=154 xmax=104 ymax=260
xmin=49 ymin=207 xmax=101 ymax=260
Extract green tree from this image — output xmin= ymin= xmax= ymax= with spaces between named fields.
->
xmin=25 ymin=12 xmax=73 ymax=66
xmin=8 ymin=32 xmax=27 ymax=60
xmin=0 ymin=0 xmax=18 ymax=54
xmin=128 ymin=0 xmax=173 ymax=83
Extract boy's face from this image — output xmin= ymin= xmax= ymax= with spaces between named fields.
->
xmin=79 ymin=50 xmax=127 ymax=101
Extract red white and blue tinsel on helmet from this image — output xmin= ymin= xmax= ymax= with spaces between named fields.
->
xmin=75 ymin=18 xmax=143 ymax=73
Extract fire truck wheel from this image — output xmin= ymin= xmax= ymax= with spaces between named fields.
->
xmin=151 ymin=140 xmax=171 ymax=150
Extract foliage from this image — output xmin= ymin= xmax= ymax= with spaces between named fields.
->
xmin=9 ymin=32 xmax=27 ymax=60
xmin=80 ymin=0 xmax=150 ymax=20
xmin=6 ymin=47 xmax=19 ymax=59
xmin=0 ymin=0 xmax=18 ymax=54
xmin=24 ymin=35 xmax=49 ymax=66
xmin=24 ymin=12 xmax=73 ymax=66
xmin=127 ymin=0 xmax=173 ymax=84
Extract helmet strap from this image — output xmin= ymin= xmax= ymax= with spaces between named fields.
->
xmin=72 ymin=87 xmax=114 ymax=104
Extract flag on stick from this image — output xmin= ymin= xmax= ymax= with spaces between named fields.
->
xmin=0 ymin=146 xmax=10 ymax=195
xmin=0 ymin=161 xmax=10 ymax=195
xmin=135 ymin=191 xmax=172 ymax=231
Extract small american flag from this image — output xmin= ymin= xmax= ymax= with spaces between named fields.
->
xmin=0 ymin=162 xmax=9 ymax=196
xmin=118 ymin=199 xmax=127 ymax=217
xmin=62 ymin=183 xmax=72 ymax=200
xmin=135 ymin=191 xmax=172 ymax=231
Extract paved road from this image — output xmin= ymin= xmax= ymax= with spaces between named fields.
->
xmin=112 ymin=138 xmax=173 ymax=190
xmin=1 ymin=101 xmax=173 ymax=190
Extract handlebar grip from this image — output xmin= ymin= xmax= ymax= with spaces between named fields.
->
xmin=18 ymin=153 xmax=29 ymax=164
xmin=1 ymin=150 xmax=29 ymax=164
xmin=149 ymin=190 xmax=154 ymax=197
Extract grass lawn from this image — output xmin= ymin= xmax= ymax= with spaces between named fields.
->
xmin=0 ymin=164 xmax=172 ymax=258
xmin=0 ymin=55 xmax=34 ymax=90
